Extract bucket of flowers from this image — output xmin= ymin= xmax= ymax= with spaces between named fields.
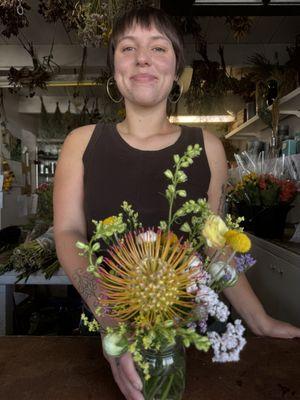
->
xmin=77 ymin=144 xmax=256 ymax=400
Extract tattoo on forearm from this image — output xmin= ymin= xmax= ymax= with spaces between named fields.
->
xmin=72 ymin=267 xmax=97 ymax=303
xmin=218 ymin=183 xmax=227 ymax=217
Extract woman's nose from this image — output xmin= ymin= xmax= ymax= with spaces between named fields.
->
xmin=135 ymin=48 xmax=151 ymax=66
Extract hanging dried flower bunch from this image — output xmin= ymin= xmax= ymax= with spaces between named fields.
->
xmin=8 ymin=39 xmax=60 ymax=97
xmin=225 ymin=16 xmax=254 ymax=41
xmin=185 ymin=41 xmax=236 ymax=115
xmin=71 ymin=0 xmax=158 ymax=48
xmin=72 ymin=0 xmax=112 ymax=47
xmin=38 ymin=0 xmax=77 ymax=31
xmin=0 ymin=0 xmax=30 ymax=38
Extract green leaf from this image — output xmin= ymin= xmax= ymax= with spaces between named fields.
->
xmin=180 ymin=222 xmax=191 ymax=233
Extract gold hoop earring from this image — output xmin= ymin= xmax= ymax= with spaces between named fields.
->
xmin=106 ymin=76 xmax=123 ymax=103
xmin=168 ymin=81 xmax=183 ymax=104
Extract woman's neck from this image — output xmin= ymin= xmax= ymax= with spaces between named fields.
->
xmin=118 ymin=101 xmax=176 ymax=139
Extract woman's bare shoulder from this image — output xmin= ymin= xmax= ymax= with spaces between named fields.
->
xmin=202 ymin=128 xmax=227 ymax=176
xmin=61 ymin=124 xmax=96 ymax=156
xmin=65 ymin=124 xmax=96 ymax=145
xmin=202 ymin=128 xmax=224 ymax=152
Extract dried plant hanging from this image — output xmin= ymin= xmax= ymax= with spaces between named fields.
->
xmin=8 ymin=37 xmax=60 ymax=97
xmin=0 ymin=89 xmax=14 ymax=156
xmin=51 ymin=102 xmax=64 ymax=139
xmin=0 ymin=0 xmax=30 ymax=38
xmin=39 ymin=96 xmax=52 ymax=138
xmin=72 ymin=0 xmax=113 ymax=47
xmin=38 ymin=0 xmax=77 ymax=31
xmin=172 ymin=16 xmax=204 ymax=55
xmin=224 ymin=16 xmax=254 ymax=41
xmin=63 ymin=100 xmax=77 ymax=134
xmin=71 ymin=0 xmax=158 ymax=48
xmin=185 ymin=41 xmax=236 ymax=115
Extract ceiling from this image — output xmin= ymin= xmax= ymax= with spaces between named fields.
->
xmin=0 ymin=4 xmax=299 ymax=46
xmin=162 ymin=0 xmax=300 ymax=16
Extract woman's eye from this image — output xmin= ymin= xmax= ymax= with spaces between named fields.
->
xmin=122 ymin=47 xmax=134 ymax=52
xmin=152 ymin=47 xmax=166 ymax=52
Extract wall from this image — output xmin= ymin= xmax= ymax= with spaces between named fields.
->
xmin=1 ymin=91 xmax=38 ymax=229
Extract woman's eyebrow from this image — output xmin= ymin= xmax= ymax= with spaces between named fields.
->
xmin=117 ymin=35 xmax=170 ymax=43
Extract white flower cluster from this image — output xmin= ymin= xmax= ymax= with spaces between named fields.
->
xmin=186 ymin=256 xmax=211 ymax=294
xmin=207 ymin=319 xmax=246 ymax=362
xmin=195 ymin=285 xmax=230 ymax=322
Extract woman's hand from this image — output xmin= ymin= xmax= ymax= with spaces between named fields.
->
xmin=258 ymin=315 xmax=300 ymax=339
xmin=103 ymin=350 xmax=144 ymax=400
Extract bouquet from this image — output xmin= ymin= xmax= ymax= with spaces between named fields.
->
xmin=227 ymin=150 xmax=298 ymax=238
xmin=228 ymin=172 xmax=297 ymax=207
xmin=0 ymin=227 xmax=59 ymax=281
xmin=77 ymin=145 xmax=255 ymax=400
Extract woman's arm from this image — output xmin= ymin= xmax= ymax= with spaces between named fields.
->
xmin=53 ymin=125 xmax=113 ymax=328
xmin=53 ymin=126 xmax=143 ymax=399
xmin=203 ymin=129 xmax=300 ymax=338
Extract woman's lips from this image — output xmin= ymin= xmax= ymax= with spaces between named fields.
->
xmin=131 ymin=74 xmax=157 ymax=82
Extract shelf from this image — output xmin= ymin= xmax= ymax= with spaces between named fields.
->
xmin=225 ymin=86 xmax=300 ymax=140
xmin=37 ymin=138 xmax=65 ymax=143
xmin=37 ymin=154 xmax=58 ymax=160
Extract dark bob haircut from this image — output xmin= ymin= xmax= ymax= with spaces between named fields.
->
xmin=107 ymin=7 xmax=185 ymax=78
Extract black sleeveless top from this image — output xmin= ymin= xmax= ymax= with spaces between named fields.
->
xmin=83 ymin=123 xmax=211 ymax=241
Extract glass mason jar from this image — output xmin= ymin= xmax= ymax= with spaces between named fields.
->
xmin=137 ymin=340 xmax=186 ymax=400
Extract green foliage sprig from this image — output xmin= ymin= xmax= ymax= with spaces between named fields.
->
xmin=162 ymin=144 xmax=202 ymax=231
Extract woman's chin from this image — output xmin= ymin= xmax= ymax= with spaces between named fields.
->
xmin=127 ymin=95 xmax=166 ymax=108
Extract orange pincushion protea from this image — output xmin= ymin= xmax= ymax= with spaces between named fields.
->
xmin=99 ymin=230 xmax=196 ymax=326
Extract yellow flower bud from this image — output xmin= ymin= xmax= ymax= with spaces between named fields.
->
xmin=224 ymin=231 xmax=251 ymax=253
xmin=103 ymin=216 xmax=117 ymax=226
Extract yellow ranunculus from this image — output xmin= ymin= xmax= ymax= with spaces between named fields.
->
xmin=202 ymin=215 xmax=228 ymax=248
xmin=224 ymin=230 xmax=251 ymax=253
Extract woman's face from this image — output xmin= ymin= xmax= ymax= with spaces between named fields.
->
xmin=114 ymin=22 xmax=177 ymax=107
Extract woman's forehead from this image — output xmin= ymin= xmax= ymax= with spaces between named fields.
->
xmin=117 ymin=21 xmax=169 ymax=42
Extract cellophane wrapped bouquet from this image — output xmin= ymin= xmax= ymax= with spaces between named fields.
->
xmin=227 ymin=150 xmax=298 ymax=238
xmin=78 ymin=145 xmax=256 ymax=400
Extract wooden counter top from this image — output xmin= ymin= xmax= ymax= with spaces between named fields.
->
xmin=0 ymin=336 xmax=299 ymax=400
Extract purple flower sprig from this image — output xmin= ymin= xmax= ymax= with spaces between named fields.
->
xmin=234 ymin=253 xmax=256 ymax=274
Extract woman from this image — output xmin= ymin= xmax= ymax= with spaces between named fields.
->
xmin=54 ymin=7 xmax=300 ymax=400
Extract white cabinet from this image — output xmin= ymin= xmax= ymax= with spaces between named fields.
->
xmin=246 ymin=234 xmax=300 ymax=326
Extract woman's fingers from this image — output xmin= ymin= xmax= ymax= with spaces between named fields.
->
xmin=118 ymin=366 xmax=144 ymax=400
xmin=119 ymin=352 xmax=143 ymax=391
xmin=107 ymin=353 xmax=144 ymax=400
xmin=109 ymin=358 xmax=128 ymax=398
xmin=263 ymin=317 xmax=300 ymax=338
